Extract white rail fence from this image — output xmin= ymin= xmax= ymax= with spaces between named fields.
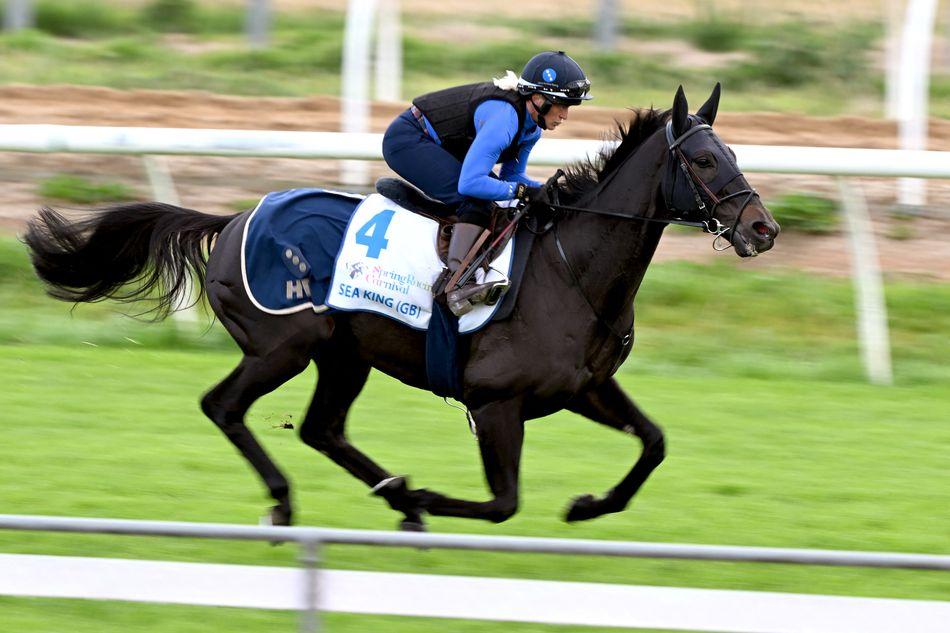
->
xmin=1 ymin=514 xmax=948 ymax=633
xmin=6 ymin=124 xmax=950 ymax=176
xmin=4 ymin=124 xmax=948 ymax=385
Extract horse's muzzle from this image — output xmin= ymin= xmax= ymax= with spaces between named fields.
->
xmin=751 ymin=219 xmax=780 ymax=254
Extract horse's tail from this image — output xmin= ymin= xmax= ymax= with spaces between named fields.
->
xmin=24 ymin=202 xmax=238 ymax=320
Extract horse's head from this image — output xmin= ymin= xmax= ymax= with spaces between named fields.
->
xmin=662 ymin=84 xmax=780 ymax=257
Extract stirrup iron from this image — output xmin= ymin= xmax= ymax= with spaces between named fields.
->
xmin=483 ymin=278 xmax=510 ymax=306
xmin=446 ymin=278 xmax=510 ymax=316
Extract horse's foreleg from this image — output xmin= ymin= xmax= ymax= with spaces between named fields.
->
xmin=201 ymin=351 xmax=311 ymax=526
xmin=420 ymin=398 xmax=525 ymax=523
xmin=563 ymin=378 xmax=665 ymax=522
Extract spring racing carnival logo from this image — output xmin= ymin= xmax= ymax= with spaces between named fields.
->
xmin=335 ymin=260 xmax=431 ymax=319
xmin=341 ymin=260 xmax=431 ymax=296
xmin=346 ymin=261 xmax=364 ymax=279
xmin=366 ymin=264 xmax=432 ymax=295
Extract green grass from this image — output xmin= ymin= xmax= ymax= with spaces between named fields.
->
xmin=33 ymin=0 xmax=139 ymax=38
xmin=30 ymin=0 xmax=245 ymax=37
xmin=0 ymin=343 xmax=948 ymax=631
xmin=39 ymin=174 xmax=137 ymax=204
xmin=766 ymin=191 xmax=839 ymax=234
xmin=0 ymin=599 xmax=687 ymax=633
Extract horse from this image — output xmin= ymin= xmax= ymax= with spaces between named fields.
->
xmin=24 ymin=84 xmax=779 ymax=531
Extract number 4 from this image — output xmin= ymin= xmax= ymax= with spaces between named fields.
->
xmin=354 ymin=209 xmax=395 ymax=259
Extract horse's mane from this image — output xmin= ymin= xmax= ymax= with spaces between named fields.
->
xmin=557 ymin=107 xmax=671 ymax=203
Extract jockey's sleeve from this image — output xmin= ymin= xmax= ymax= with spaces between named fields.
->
xmin=499 ymin=130 xmax=541 ymax=186
xmin=457 ymin=100 xmax=524 ymax=200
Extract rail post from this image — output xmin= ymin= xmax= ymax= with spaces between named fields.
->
xmin=299 ymin=539 xmax=322 ymax=633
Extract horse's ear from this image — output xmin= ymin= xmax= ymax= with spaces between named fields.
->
xmin=697 ymin=82 xmax=721 ymax=126
xmin=672 ymin=85 xmax=689 ymax=136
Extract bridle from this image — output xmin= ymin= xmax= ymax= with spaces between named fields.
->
xmin=663 ymin=119 xmax=759 ymax=252
xmin=541 ymin=116 xmax=759 ymax=244
xmin=525 ymin=115 xmax=760 ymax=357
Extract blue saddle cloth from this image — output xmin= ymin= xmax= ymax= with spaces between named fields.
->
xmin=242 ymin=188 xmax=362 ymax=313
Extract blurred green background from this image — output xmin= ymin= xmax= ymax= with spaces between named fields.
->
xmin=0 ymin=1 xmax=948 ymax=631
xmin=0 ymin=0 xmax=933 ymax=115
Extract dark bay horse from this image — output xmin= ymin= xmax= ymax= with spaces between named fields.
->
xmin=25 ymin=85 xmax=779 ymax=530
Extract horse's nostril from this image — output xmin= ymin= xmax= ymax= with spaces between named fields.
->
xmin=753 ymin=222 xmax=773 ymax=239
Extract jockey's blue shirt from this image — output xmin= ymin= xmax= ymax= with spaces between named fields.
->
xmin=421 ymin=99 xmax=542 ymax=201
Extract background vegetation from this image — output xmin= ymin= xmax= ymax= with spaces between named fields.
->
xmin=2 ymin=236 xmax=947 ymax=385
xmin=0 ymin=0 xmax=914 ymax=115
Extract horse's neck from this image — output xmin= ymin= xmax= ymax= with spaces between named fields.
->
xmin=556 ymin=135 xmax=668 ymax=323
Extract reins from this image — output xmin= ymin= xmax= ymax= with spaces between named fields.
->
xmin=543 ymin=174 xmax=726 ymax=235
xmin=542 ymin=120 xmax=758 ymax=238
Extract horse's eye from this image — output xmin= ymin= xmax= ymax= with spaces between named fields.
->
xmin=695 ymin=157 xmax=713 ymax=168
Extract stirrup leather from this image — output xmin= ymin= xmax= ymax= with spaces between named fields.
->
xmin=443 ymin=222 xmax=511 ymax=317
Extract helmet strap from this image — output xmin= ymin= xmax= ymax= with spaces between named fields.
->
xmin=531 ymin=95 xmax=554 ymax=130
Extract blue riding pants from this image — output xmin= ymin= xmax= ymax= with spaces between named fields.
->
xmin=382 ymin=109 xmax=493 ymax=226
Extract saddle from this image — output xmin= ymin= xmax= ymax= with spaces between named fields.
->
xmin=375 ymin=178 xmax=519 ymax=278
xmin=376 ymin=177 xmax=454 ymax=218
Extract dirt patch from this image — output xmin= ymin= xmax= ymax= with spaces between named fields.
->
xmin=1 ymin=85 xmax=947 ymax=280
xmin=159 ymin=34 xmax=234 ymax=55
xmin=617 ymin=39 xmax=751 ymax=70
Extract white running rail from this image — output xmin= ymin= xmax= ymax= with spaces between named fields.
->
xmin=1 ymin=515 xmax=948 ymax=632
xmin=4 ymin=124 xmax=950 ymax=177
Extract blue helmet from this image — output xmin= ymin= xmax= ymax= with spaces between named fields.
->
xmin=518 ymin=51 xmax=592 ymax=106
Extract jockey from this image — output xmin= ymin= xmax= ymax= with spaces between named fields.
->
xmin=382 ymin=50 xmax=592 ymax=316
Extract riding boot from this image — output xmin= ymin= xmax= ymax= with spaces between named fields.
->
xmin=444 ymin=222 xmax=502 ymax=317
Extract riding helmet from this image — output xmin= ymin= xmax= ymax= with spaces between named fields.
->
xmin=517 ymin=51 xmax=592 ymax=106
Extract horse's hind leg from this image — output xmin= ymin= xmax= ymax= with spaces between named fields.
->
xmin=563 ymin=377 xmax=665 ymax=522
xmin=302 ymin=390 xmax=527 ymax=525
xmin=418 ymin=398 xmax=526 ymax=524
xmin=201 ymin=347 xmax=312 ymax=525
xmin=201 ymin=213 xmax=326 ymax=525
xmin=299 ymin=349 xmax=430 ymax=529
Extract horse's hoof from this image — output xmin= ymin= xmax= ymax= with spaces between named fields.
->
xmin=564 ymin=494 xmax=602 ymax=523
xmin=260 ymin=505 xmax=292 ymax=546
xmin=399 ymin=518 xmax=427 ymax=532
xmin=268 ymin=503 xmax=293 ymax=527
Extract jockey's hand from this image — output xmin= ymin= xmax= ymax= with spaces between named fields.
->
xmin=514 ymin=183 xmax=547 ymax=206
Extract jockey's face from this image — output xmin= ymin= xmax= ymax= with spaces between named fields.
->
xmin=528 ymin=94 xmax=571 ymax=130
